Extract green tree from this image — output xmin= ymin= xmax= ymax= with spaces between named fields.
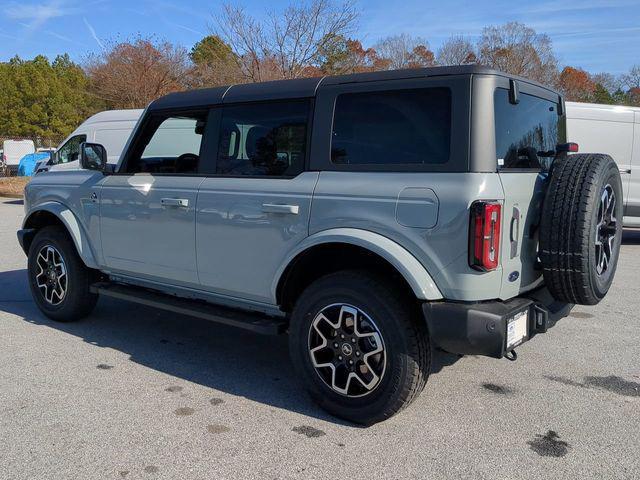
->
xmin=190 ymin=35 xmax=236 ymax=66
xmin=189 ymin=35 xmax=242 ymax=87
xmin=0 ymin=54 xmax=98 ymax=144
xmin=592 ymin=83 xmax=614 ymax=104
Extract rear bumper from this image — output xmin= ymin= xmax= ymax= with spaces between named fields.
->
xmin=423 ymin=287 xmax=573 ymax=359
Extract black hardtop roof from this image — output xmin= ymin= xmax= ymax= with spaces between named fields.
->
xmin=148 ymin=65 xmax=560 ymax=111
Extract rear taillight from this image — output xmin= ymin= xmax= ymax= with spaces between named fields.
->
xmin=556 ymin=142 xmax=579 ymax=153
xmin=469 ymin=201 xmax=502 ymax=271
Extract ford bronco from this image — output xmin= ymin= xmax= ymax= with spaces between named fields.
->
xmin=18 ymin=66 xmax=623 ymax=424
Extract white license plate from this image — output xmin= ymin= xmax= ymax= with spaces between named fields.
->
xmin=506 ymin=310 xmax=528 ymax=349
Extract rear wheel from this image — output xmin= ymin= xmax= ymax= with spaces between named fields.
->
xmin=289 ymin=270 xmax=430 ymax=425
xmin=27 ymin=226 xmax=98 ymax=322
xmin=540 ymin=154 xmax=623 ymax=305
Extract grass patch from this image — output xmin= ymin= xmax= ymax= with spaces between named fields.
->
xmin=0 ymin=177 xmax=30 ymax=198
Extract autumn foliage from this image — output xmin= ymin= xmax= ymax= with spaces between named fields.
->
xmin=559 ymin=67 xmax=597 ymax=102
xmin=85 ymin=38 xmax=189 ymax=109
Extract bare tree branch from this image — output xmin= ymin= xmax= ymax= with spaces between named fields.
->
xmin=213 ymin=0 xmax=358 ymax=81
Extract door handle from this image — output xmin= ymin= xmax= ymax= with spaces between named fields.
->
xmin=161 ymin=198 xmax=189 ymax=208
xmin=510 ymin=207 xmax=520 ymax=259
xmin=261 ymin=203 xmax=299 ymax=215
xmin=619 ymin=168 xmax=632 ymax=174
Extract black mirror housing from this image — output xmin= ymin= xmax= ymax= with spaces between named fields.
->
xmin=80 ymin=142 xmax=107 ymax=171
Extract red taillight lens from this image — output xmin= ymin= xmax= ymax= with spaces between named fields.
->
xmin=556 ymin=142 xmax=579 ymax=153
xmin=469 ymin=201 xmax=502 ymax=271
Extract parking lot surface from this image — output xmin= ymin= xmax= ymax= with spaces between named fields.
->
xmin=0 ymin=197 xmax=638 ymax=480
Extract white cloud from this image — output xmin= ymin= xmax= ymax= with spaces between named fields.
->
xmin=5 ymin=0 xmax=79 ymax=30
xmin=172 ymin=23 xmax=204 ymax=36
xmin=46 ymin=30 xmax=73 ymax=42
xmin=83 ymin=16 xmax=103 ymax=49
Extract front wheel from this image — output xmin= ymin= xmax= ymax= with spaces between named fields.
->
xmin=27 ymin=226 xmax=98 ymax=322
xmin=289 ymin=270 xmax=430 ymax=425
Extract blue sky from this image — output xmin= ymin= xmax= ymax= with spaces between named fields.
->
xmin=0 ymin=0 xmax=638 ymax=74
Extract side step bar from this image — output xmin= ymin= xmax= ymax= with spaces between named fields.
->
xmin=90 ymin=283 xmax=287 ymax=335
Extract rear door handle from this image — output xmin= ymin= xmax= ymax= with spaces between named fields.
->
xmin=261 ymin=203 xmax=299 ymax=215
xmin=161 ymin=198 xmax=189 ymax=208
xmin=510 ymin=207 xmax=520 ymax=259
xmin=619 ymin=168 xmax=632 ymax=174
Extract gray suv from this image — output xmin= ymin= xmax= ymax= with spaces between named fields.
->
xmin=18 ymin=66 xmax=623 ymax=424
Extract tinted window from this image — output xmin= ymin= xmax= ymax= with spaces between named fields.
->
xmin=494 ymin=89 xmax=565 ymax=170
xmin=331 ymin=88 xmax=451 ymax=165
xmin=217 ymin=101 xmax=309 ymax=176
xmin=127 ymin=113 xmax=207 ymax=174
xmin=56 ymin=134 xmax=86 ymax=164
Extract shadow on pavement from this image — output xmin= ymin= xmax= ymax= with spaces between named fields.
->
xmin=0 ymin=198 xmax=24 ymax=205
xmin=622 ymin=228 xmax=640 ymax=245
xmin=0 ymin=268 xmax=459 ymax=425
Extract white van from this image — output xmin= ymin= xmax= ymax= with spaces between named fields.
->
xmin=2 ymin=139 xmax=35 ymax=174
xmin=43 ymin=109 xmax=143 ymax=172
xmin=566 ymin=101 xmax=640 ymax=227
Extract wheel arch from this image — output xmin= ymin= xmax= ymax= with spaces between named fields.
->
xmin=274 ymin=228 xmax=442 ymax=311
xmin=22 ymin=202 xmax=99 ymax=269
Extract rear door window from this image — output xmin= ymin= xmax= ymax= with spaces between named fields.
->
xmin=216 ymin=100 xmax=309 ymax=176
xmin=331 ymin=88 xmax=451 ymax=166
xmin=494 ymin=89 xmax=565 ymax=171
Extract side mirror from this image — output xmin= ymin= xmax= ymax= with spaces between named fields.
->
xmin=80 ymin=142 xmax=107 ymax=171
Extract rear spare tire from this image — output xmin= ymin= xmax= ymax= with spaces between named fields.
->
xmin=539 ymin=153 xmax=623 ymax=305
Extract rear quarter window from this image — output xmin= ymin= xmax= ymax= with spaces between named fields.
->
xmin=494 ymin=88 xmax=565 ymax=171
xmin=331 ymin=88 xmax=451 ymax=166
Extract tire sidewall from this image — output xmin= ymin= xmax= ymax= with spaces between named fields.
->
xmin=289 ymin=273 xmax=422 ymax=423
xmin=27 ymin=227 xmax=94 ymax=321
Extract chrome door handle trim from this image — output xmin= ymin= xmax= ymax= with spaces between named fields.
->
xmin=619 ymin=168 xmax=632 ymax=174
xmin=160 ymin=198 xmax=189 ymax=208
xmin=261 ymin=203 xmax=299 ymax=215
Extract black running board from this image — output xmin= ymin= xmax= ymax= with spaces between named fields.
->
xmin=90 ymin=283 xmax=287 ymax=335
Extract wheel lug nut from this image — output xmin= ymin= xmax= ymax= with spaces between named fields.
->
xmin=348 ymin=360 xmax=353 ymax=365
xmin=338 ymin=355 xmax=343 ymax=361
xmin=355 ymin=351 xmax=360 ymax=357
xmin=333 ymin=343 xmax=339 ymax=348
xmin=351 ymin=338 xmax=356 ymax=343
xmin=340 ymin=334 xmax=345 ymax=339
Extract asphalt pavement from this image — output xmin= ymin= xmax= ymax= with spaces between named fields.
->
xmin=0 ymin=197 xmax=638 ymax=480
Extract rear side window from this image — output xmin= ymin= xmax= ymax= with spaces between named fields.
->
xmin=331 ymin=88 xmax=451 ymax=165
xmin=217 ymin=100 xmax=309 ymax=176
xmin=494 ymin=89 xmax=565 ymax=170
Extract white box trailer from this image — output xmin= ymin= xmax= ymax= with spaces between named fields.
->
xmin=566 ymin=101 xmax=640 ymax=227
xmin=1 ymin=139 xmax=35 ymax=174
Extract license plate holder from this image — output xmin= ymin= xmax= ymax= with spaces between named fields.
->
xmin=506 ymin=309 xmax=529 ymax=350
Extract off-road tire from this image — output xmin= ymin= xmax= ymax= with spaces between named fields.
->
xmin=539 ymin=154 xmax=623 ymax=305
xmin=27 ymin=226 xmax=98 ymax=321
xmin=289 ymin=270 xmax=430 ymax=425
